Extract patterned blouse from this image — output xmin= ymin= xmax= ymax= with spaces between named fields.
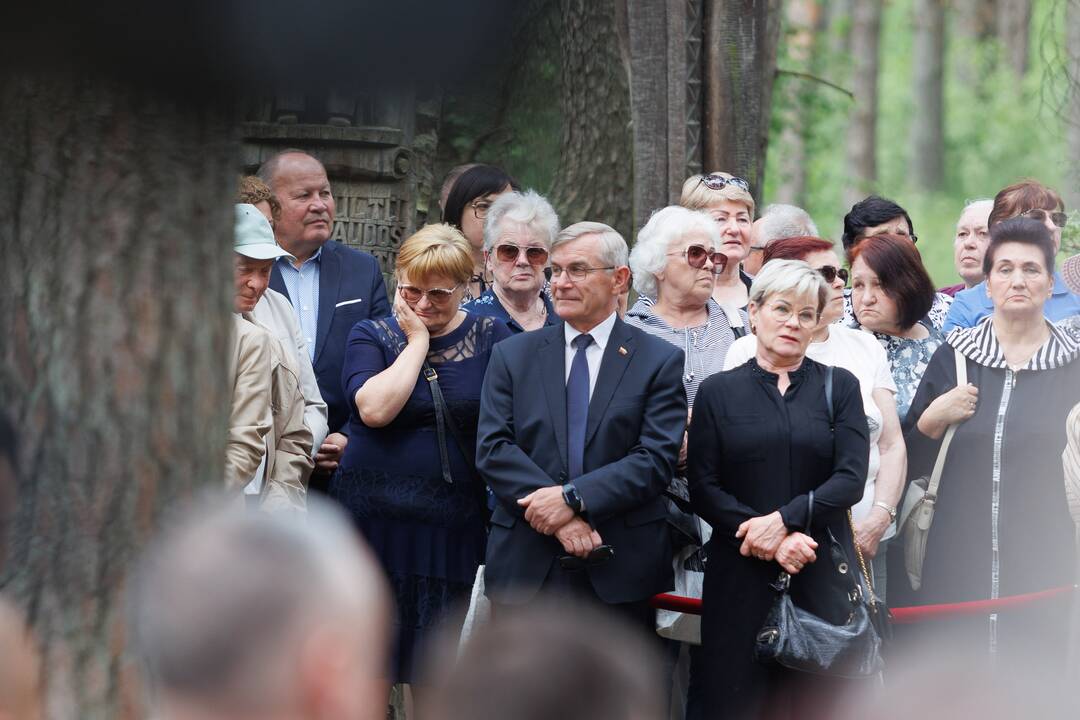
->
xmin=862 ymin=321 xmax=945 ymax=423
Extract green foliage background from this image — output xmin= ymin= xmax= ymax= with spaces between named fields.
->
xmin=765 ymin=0 xmax=1078 ymax=284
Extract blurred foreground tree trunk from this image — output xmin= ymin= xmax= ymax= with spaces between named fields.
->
xmin=0 ymin=72 xmax=235 ymax=719
xmin=911 ymin=0 xmax=946 ymax=190
xmin=997 ymin=0 xmax=1032 ymax=77
xmin=844 ymin=0 xmax=882 ymax=206
xmin=775 ymin=0 xmax=822 ymax=206
xmin=703 ymin=0 xmax=782 ymax=206
xmin=550 ymin=0 xmax=633 ymax=240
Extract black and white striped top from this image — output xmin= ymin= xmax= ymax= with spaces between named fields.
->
xmin=624 ymin=297 xmax=746 ymax=406
xmin=948 ymin=315 xmax=1080 ymax=371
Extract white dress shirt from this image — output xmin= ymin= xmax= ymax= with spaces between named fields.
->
xmin=563 ymin=311 xmax=618 ymax=400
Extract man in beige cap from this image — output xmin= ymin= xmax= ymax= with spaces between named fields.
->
xmin=230 ymin=204 xmax=313 ymax=512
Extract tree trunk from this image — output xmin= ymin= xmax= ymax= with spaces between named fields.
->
xmin=844 ymin=0 xmax=883 ymax=206
xmin=0 ymin=72 xmax=235 ymax=719
xmin=911 ymin=0 xmax=946 ymax=190
xmin=702 ymin=0 xmax=782 ymax=207
xmin=954 ymin=0 xmax=997 ymax=87
xmin=550 ymin=0 xmax=634 ymax=242
xmin=1066 ymin=0 xmax=1080 ymax=214
xmin=997 ymin=0 xmax=1032 ymax=77
xmin=774 ymin=0 xmax=822 ymax=206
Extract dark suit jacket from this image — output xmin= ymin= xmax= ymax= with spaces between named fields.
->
xmin=476 ymin=317 xmax=687 ymax=604
xmin=270 ymin=241 xmax=390 ymax=435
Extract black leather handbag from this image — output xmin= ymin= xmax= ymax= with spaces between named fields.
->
xmin=753 ymin=492 xmax=884 ymax=678
xmin=752 ymin=368 xmax=887 ymax=678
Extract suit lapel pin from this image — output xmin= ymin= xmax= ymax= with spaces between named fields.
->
xmin=618 ymin=346 xmax=628 ymax=356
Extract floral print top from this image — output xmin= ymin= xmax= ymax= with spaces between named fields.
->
xmin=862 ymin=321 xmax=945 ymax=423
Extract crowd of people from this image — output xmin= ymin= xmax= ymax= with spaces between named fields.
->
xmin=5 ymin=150 xmax=1080 ymax=720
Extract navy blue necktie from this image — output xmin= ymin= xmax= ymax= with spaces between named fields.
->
xmin=567 ymin=333 xmax=593 ymax=479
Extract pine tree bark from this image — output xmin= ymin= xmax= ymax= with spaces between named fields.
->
xmin=550 ymin=0 xmax=634 ymax=242
xmin=997 ymin=0 xmax=1033 ymax=77
xmin=702 ymin=0 xmax=782 ymax=207
xmin=845 ymin=0 xmax=883 ymax=205
xmin=911 ymin=0 xmax=946 ymax=190
xmin=0 ymin=72 xmax=235 ymax=719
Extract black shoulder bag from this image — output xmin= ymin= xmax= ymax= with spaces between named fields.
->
xmin=423 ymin=361 xmax=474 ymax=484
xmin=753 ymin=367 xmax=886 ymax=678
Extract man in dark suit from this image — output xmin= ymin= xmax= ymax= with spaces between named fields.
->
xmin=259 ymin=151 xmax=390 ymax=486
xmin=476 ymin=221 xmax=687 ymax=627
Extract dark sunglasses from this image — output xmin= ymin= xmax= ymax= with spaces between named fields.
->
xmin=816 ymin=266 xmax=849 ymax=285
xmin=397 ymin=284 xmax=460 ymax=304
xmin=698 ymin=173 xmax=751 ymax=193
xmin=494 ymin=243 xmax=549 ymax=266
xmin=1022 ymin=208 xmax=1068 ymax=228
xmin=668 ymin=245 xmax=728 ymax=272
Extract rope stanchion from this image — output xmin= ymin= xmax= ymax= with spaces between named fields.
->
xmin=650 ymin=585 xmax=1075 ymax=622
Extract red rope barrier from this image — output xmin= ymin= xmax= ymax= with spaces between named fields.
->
xmin=650 ymin=585 xmax=1075 ymax=622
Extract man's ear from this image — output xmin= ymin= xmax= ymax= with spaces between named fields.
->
xmin=612 ymin=266 xmax=631 ymax=294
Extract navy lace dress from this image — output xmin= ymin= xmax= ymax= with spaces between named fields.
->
xmin=330 ymin=313 xmax=512 ymax=682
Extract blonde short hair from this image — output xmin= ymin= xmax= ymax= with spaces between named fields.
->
xmin=680 ymin=172 xmax=755 ymax=217
xmin=396 ymin=224 xmax=474 ymax=284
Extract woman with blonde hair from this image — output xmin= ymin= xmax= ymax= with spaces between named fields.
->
xmin=331 ymin=223 xmax=512 ymax=689
xmin=680 ymin=172 xmax=756 ymax=310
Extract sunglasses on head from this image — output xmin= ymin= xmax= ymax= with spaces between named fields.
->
xmin=494 ymin=243 xmax=550 ymax=266
xmin=1021 ymin=208 xmax=1068 ymax=228
xmin=816 ymin=265 xmax=849 ymax=285
xmin=669 ymin=245 xmax=728 ymax=272
xmin=698 ymin=173 xmax=751 ymax=193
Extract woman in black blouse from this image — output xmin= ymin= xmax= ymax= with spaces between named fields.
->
xmin=687 ymin=259 xmax=870 ymax=720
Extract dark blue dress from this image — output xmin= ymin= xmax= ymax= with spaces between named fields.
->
xmin=331 ymin=313 xmax=512 ymax=682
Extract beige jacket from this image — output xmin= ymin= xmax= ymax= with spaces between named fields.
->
xmin=244 ymin=313 xmax=314 ymax=513
xmin=225 ymin=315 xmax=273 ymax=492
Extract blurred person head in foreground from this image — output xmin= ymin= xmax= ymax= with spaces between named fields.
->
xmin=423 ymin=600 xmax=665 ymax=720
xmin=129 ymin=497 xmax=391 ymax=720
xmin=0 ymin=599 xmax=42 ymax=720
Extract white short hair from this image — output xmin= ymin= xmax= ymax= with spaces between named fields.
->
xmin=553 ymin=221 xmax=628 ymax=269
xmin=749 ymin=259 xmax=828 ymax=314
xmin=756 ymin=204 xmax=819 ymax=245
xmin=630 ymin=206 xmax=723 ymax=299
xmin=483 ymin=190 xmax=561 ymax=253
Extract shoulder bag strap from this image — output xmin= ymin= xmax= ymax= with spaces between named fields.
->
xmin=721 ymin=303 xmax=747 ymax=338
xmin=925 ymin=348 xmax=968 ymax=500
xmin=423 ymin=360 xmax=478 ymax=484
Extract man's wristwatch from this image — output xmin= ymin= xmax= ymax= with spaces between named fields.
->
xmin=562 ymin=483 xmax=583 ymax=513
xmin=873 ymin=501 xmax=898 ymax=522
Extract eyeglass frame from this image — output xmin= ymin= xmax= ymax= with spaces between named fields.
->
xmin=665 ymin=244 xmax=728 ymax=273
xmin=816 ymin=265 xmax=849 ymax=285
xmin=470 ymin=198 xmax=495 ymax=220
xmin=492 ymin=243 xmax=550 ymax=267
xmin=397 ymin=283 xmax=463 ymax=304
xmin=1021 ymin=208 xmax=1068 ymax=228
xmin=760 ymin=299 xmax=820 ymax=329
xmin=697 ymin=173 xmax=752 ymax=193
xmin=549 ymin=264 xmax=617 ymax=282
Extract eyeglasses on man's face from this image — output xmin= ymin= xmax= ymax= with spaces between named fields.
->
xmin=764 ymin=301 xmax=819 ymax=329
xmin=398 ymin=283 xmax=462 ymax=304
xmin=549 ymin=264 xmax=616 ymax=282
xmin=494 ymin=243 xmax=549 ymax=267
xmin=667 ymin=245 xmax=728 ymax=273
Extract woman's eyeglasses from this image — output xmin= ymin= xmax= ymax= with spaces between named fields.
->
xmin=764 ymin=301 xmax=819 ymax=329
xmin=470 ymin=199 xmax=493 ymax=220
xmin=697 ymin=173 xmax=751 ymax=193
xmin=816 ymin=265 xmax=849 ymax=285
xmin=398 ymin=284 xmax=461 ymax=304
xmin=667 ymin=245 xmax=728 ymax=272
xmin=494 ymin=244 xmax=550 ymax=266
xmin=1021 ymin=208 xmax=1068 ymax=228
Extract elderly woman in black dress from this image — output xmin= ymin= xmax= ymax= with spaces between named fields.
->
xmin=688 ymin=260 xmax=870 ymax=720
xmin=897 ymin=218 xmax=1080 ymax=670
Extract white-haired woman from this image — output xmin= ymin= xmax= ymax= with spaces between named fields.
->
xmin=688 ymin=260 xmax=870 ymax=719
xmin=626 ymin=205 xmax=744 ymax=403
xmin=680 ymin=171 xmax=756 ymax=310
xmin=463 ymin=190 xmax=559 ymax=333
